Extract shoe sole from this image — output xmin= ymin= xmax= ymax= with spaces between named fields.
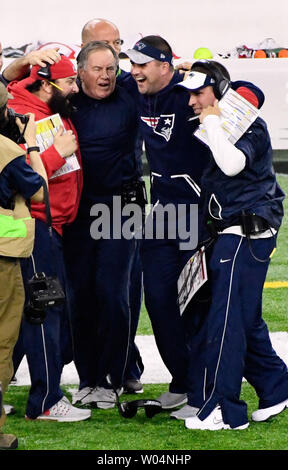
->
xmin=185 ymin=422 xmax=249 ymax=430
xmin=170 ymin=413 xmax=197 ymax=420
xmin=26 ymin=414 xmax=91 ymax=422
xmin=79 ymin=400 xmax=116 ymax=409
xmin=96 ymin=404 xmax=115 ymax=409
xmin=252 ymin=399 xmax=288 ymax=422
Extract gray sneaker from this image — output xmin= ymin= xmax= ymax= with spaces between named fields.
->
xmin=156 ymin=392 xmax=187 ymax=410
xmin=70 ymin=387 xmax=93 ymax=405
xmin=170 ymin=404 xmax=199 ymax=420
xmin=124 ymin=379 xmax=144 ymax=394
xmin=81 ymin=386 xmax=123 ymax=409
xmin=27 ymin=397 xmax=91 ymax=422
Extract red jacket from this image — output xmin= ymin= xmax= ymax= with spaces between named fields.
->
xmin=7 ymin=80 xmax=83 ymax=236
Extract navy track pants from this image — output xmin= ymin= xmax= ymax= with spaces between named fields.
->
xmin=194 ymin=234 xmax=288 ymax=428
xmin=13 ymin=220 xmax=72 ymax=419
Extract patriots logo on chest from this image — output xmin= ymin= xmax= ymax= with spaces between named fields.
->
xmin=141 ymin=114 xmax=175 ymax=142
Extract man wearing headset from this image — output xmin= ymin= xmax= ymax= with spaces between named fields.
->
xmin=176 ymin=60 xmax=288 ymax=430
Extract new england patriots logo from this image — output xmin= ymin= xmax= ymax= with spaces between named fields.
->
xmin=141 ymin=114 xmax=175 ymax=142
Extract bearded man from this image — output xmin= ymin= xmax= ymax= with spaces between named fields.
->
xmin=7 ymin=56 xmax=90 ymax=422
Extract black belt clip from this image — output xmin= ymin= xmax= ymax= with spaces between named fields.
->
xmin=240 ymin=212 xmax=270 ymax=236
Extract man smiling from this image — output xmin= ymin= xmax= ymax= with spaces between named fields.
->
xmin=123 ymin=36 xmax=211 ymax=414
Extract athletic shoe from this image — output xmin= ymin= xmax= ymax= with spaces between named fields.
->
xmin=3 ymin=404 xmax=15 ymax=415
xmin=123 ymin=379 xmax=144 ymax=394
xmin=81 ymin=386 xmax=123 ymax=409
xmin=156 ymin=392 xmax=187 ymax=410
xmin=0 ymin=433 xmax=18 ymax=450
xmin=185 ymin=406 xmax=249 ymax=430
xmin=10 ymin=375 xmax=17 ymax=385
xmin=26 ymin=396 xmax=91 ymax=422
xmin=70 ymin=386 xmax=93 ymax=405
xmin=170 ymin=404 xmax=199 ymax=420
xmin=251 ymin=397 xmax=288 ymax=422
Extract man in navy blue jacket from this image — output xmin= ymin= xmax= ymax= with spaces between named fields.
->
xmin=64 ymin=41 xmax=142 ymax=408
xmin=123 ymin=36 xmax=211 ymax=413
xmin=80 ymin=19 xmax=144 ymax=394
xmin=176 ymin=60 xmax=288 ymax=430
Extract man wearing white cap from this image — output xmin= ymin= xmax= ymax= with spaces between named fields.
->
xmin=176 ymin=60 xmax=288 ymax=430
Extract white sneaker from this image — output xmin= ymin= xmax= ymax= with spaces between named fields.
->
xmin=3 ymin=404 xmax=15 ymax=415
xmin=28 ymin=397 xmax=91 ymax=422
xmin=81 ymin=386 xmax=123 ymax=409
xmin=251 ymin=397 xmax=288 ymax=422
xmin=69 ymin=387 xmax=93 ymax=405
xmin=170 ymin=404 xmax=199 ymax=420
xmin=185 ymin=406 xmax=249 ymax=431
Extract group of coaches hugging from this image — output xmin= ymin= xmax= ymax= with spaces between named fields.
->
xmin=0 ymin=17 xmax=287 ymax=450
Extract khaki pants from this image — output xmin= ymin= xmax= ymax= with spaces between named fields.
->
xmin=0 ymin=257 xmax=24 ymax=428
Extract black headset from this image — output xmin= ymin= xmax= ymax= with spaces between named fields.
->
xmin=191 ymin=60 xmax=231 ymax=100
xmin=118 ymin=399 xmax=162 ymax=419
xmin=37 ymin=62 xmax=52 ymax=80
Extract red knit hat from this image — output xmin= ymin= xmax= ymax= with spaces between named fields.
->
xmin=19 ymin=55 xmax=77 ymax=88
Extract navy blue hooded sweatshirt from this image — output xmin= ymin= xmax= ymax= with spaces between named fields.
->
xmin=71 ymin=84 xmax=139 ymax=216
xmin=201 ymin=80 xmax=285 ymax=230
xmin=125 ymin=71 xmax=211 ymax=206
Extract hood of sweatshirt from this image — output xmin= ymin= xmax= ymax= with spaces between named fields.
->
xmin=7 ymin=79 xmax=53 ymax=116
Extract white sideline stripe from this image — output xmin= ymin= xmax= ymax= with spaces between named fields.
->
xmin=11 ymin=333 xmax=288 ymax=387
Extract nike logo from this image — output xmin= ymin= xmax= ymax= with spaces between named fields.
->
xmin=220 ymin=259 xmax=231 ymax=263
xmin=213 ymin=417 xmax=224 ymax=425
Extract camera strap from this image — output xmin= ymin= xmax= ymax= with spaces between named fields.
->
xmin=30 ymin=178 xmax=58 ymax=277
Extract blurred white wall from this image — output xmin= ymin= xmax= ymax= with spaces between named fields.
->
xmin=1 ymin=0 xmax=288 ymax=57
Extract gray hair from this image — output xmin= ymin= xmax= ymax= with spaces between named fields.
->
xmin=77 ymin=41 xmax=119 ymax=70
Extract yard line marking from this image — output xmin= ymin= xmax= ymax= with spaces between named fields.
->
xmin=264 ymin=281 xmax=288 ymax=288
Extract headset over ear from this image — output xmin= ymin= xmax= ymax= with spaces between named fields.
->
xmin=191 ymin=60 xmax=231 ymax=100
xmin=37 ymin=62 xmax=51 ymax=79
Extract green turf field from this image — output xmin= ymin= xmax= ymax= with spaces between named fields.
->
xmin=2 ymin=175 xmax=288 ymax=451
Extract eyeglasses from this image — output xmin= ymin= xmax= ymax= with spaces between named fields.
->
xmin=102 ymin=39 xmax=124 ymax=47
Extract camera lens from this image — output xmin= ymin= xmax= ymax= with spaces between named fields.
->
xmin=24 ymin=303 xmax=46 ymax=325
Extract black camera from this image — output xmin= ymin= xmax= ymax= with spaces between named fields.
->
xmin=1 ymin=108 xmax=29 ymax=144
xmin=24 ymin=272 xmax=65 ymax=325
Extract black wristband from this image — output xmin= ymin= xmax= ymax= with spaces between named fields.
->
xmin=27 ymin=146 xmax=40 ymax=153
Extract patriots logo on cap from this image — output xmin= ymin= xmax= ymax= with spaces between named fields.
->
xmin=135 ymin=42 xmax=146 ymax=51
xmin=141 ymin=114 xmax=175 ymax=142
